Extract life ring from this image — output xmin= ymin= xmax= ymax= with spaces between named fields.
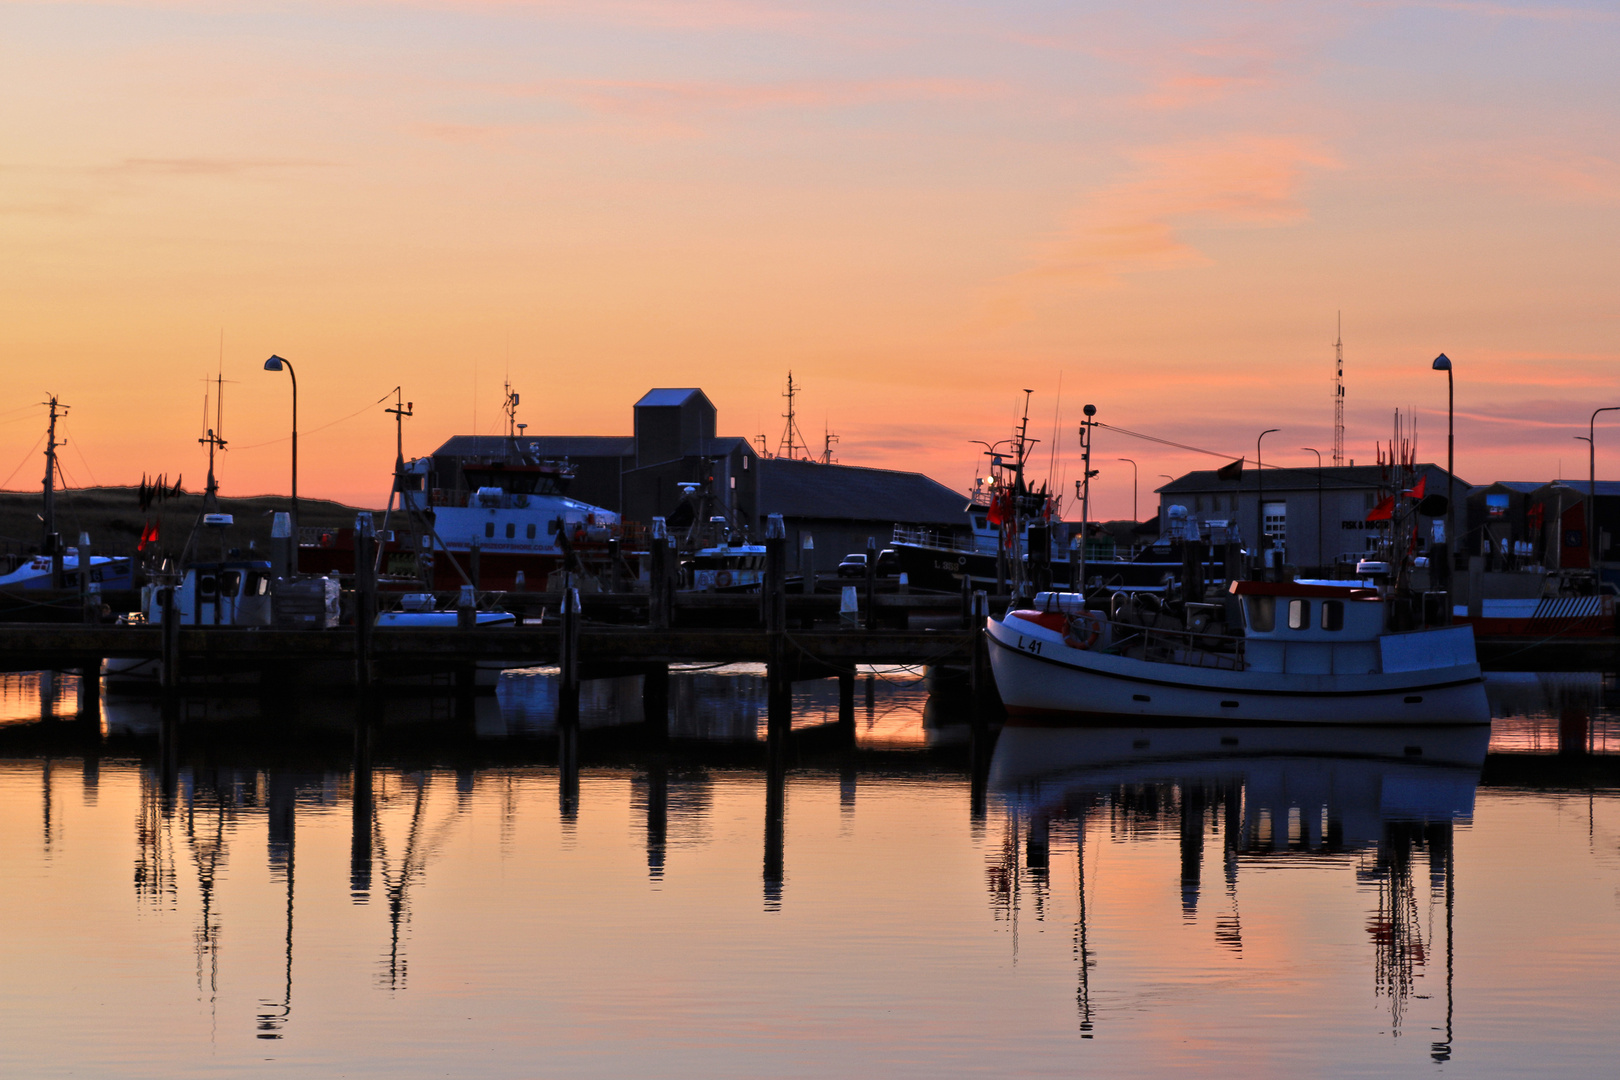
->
xmin=1064 ymin=609 xmax=1105 ymax=650
xmin=715 ymin=569 xmax=733 ymax=587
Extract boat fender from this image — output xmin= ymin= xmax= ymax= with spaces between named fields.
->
xmin=1064 ymin=609 xmax=1105 ymax=650
xmin=716 ymin=569 xmax=733 ymax=587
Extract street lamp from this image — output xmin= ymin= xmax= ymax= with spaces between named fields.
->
xmin=1256 ymin=429 xmax=1279 ymax=577
xmin=1431 ymin=354 xmax=1453 ymax=580
xmin=1587 ymin=406 xmax=1620 ymax=566
xmin=1117 ymin=458 xmax=1138 ymax=522
xmin=1301 ymin=447 xmax=1323 ymax=572
xmin=264 ymin=355 xmax=298 ymax=573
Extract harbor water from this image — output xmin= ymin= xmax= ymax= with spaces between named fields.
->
xmin=2 ymin=667 xmax=1619 ymax=1077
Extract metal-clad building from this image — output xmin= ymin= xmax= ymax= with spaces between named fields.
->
xmin=1157 ymin=463 xmax=1467 ymax=571
xmin=757 ymin=458 xmax=969 ymax=572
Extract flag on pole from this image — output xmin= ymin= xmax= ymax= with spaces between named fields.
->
xmin=1366 ymin=496 xmax=1395 ymax=522
xmin=1216 ymin=458 xmax=1244 ymax=481
xmin=1404 ymin=476 xmax=1427 ymax=500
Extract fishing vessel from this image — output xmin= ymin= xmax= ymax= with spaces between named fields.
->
xmin=986 ymin=580 xmax=1490 ymax=725
xmin=0 ymin=549 xmax=132 ymax=591
xmin=299 ymin=384 xmax=637 ymax=591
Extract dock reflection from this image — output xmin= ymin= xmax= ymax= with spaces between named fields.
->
xmin=989 ymin=724 xmax=1488 ymax=1058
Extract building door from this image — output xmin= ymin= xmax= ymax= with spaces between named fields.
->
xmin=1263 ymin=501 xmax=1286 ymax=559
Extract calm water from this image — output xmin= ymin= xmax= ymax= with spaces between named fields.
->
xmin=2 ymin=667 xmax=1619 ymax=1078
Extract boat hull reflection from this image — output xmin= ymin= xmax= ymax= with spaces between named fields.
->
xmin=991 ymin=724 xmax=1490 ymax=832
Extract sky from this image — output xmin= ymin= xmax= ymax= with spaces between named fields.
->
xmin=2 ymin=0 xmax=1617 ymax=516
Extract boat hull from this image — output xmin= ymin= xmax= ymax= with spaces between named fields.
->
xmin=985 ymin=615 xmax=1490 ymax=726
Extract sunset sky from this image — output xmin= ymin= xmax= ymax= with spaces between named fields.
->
xmin=2 ymin=0 xmax=1617 ymax=516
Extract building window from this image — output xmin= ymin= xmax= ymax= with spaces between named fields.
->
xmin=484 ymin=522 xmax=494 ymax=538
xmin=729 ymin=476 xmax=736 ymax=489
xmin=1263 ymin=501 xmax=1286 ymax=541
xmin=742 ymin=456 xmax=748 ymax=471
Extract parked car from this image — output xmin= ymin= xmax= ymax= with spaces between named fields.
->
xmin=836 ymin=550 xmax=900 ymax=578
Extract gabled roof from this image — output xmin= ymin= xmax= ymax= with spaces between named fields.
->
xmin=758 ymin=458 xmax=966 ymax=525
xmin=429 ymin=434 xmax=634 ymax=459
xmin=635 ymin=388 xmax=712 ymax=409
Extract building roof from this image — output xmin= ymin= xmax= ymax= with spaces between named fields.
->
xmin=635 ymin=388 xmax=711 ymax=409
xmin=1157 ymin=463 xmax=1467 ymax=495
xmin=758 ymin=458 xmax=967 ymax=525
xmin=428 ymin=434 xmax=634 ymax=460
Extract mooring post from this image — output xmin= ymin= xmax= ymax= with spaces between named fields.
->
xmin=961 ymin=572 xmax=973 ymax=628
xmin=649 ymin=530 xmax=671 ymax=630
xmin=457 ymin=583 xmax=476 ymax=629
xmin=837 ymin=669 xmax=855 ymax=739
xmin=354 ymin=513 xmax=377 ymax=694
xmin=801 ymin=533 xmax=815 ymax=597
xmin=160 ymin=586 xmax=181 ymax=695
xmin=558 ymin=719 xmax=579 ymax=821
xmin=608 ymin=537 xmax=623 ymax=593
xmin=644 ymin=761 xmax=668 ymax=881
xmin=764 ymin=515 xmax=791 ymax=736
xmin=558 ymin=581 xmax=581 ymax=728
xmin=863 ymin=535 xmax=878 ymax=632
xmin=642 ymin=662 xmax=670 ymax=742
xmin=469 ymin=541 xmax=481 ymax=592
xmin=969 ymin=589 xmax=991 ymax=729
xmin=76 ymin=662 xmax=101 ymax=729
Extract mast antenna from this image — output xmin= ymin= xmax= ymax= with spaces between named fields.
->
xmin=41 ymin=395 xmax=68 ymax=552
xmin=822 ymin=420 xmax=839 ymax=465
xmin=777 ymin=371 xmax=809 ymax=460
xmin=1333 ymin=312 xmax=1345 ymax=467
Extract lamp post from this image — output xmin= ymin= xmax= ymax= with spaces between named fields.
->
xmin=1431 ymin=354 xmax=1454 ymax=581
xmin=1117 ymin=458 xmax=1138 ymax=522
xmin=264 ymin=355 xmax=298 ymax=573
xmin=1588 ymin=406 xmax=1620 ymax=568
xmin=1256 ymin=429 xmax=1279 ymax=577
xmin=1301 ymin=447 xmax=1322 ymax=572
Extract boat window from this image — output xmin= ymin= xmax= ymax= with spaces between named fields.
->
xmin=547 ymin=520 xmax=560 ymax=535
xmin=1320 ymin=600 xmax=1344 ymax=631
xmin=505 ymin=522 xmax=516 ymax=539
xmin=219 ymin=570 xmax=242 ymax=596
xmin=974 ymin=516 xmax=988 ymax=530
xmin=1245 ymin=595 xmax=1275 ymax=632
xmin=246 ymin=572 xmax=269 ymax=596
xmin=198 ymin=575 xmax=218 ymax=597
xmin=1288 ymin=598 xmax=1309 ymax=630
xmin=526 ymin=523 xmax=536 ymax=540
xmin=485 ymin=522 xmax=495 ymax=538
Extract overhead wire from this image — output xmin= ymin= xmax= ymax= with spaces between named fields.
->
xmin=233 ymin=390 xmax=394 ymax=451
xmin=0 ymin=432 xmax=46 ymax=490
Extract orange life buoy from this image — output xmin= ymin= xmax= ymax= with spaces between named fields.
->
xmin=1063 ymin=610 xmax=1104 ymax=650
xmin=715 ymin=569 xmax=733 ymax=587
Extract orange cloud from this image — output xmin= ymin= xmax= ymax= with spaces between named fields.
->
xmin=502 ymin=75 xmax=1002 ymax=122
xmin=1022 ymin=134 xmax=1341 ymax=286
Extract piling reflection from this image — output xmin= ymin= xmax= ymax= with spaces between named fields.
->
xmin=990 ymin=724 xmax=1488 ymax=1056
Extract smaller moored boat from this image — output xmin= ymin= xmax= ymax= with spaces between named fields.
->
xmin=987 ymin=580 xmax=1489 ymax=726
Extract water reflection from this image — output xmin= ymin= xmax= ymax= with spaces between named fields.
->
xmin=989 ymin=724 xmax=1487 ymax=1059
xmin=1 ymin=665 xmax=1618 ymax=1075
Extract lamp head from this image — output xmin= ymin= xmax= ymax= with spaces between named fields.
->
xmin=1432 ymin=353 xmax=1452 ymax=371
xmin=1083 ymin=404 xmax=1096 ymax=417
xmin=264 ymin=355 xmax=286 ymax=372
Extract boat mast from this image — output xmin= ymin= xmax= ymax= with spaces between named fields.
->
xmin=1012 ymin=391 xmax=1034 ymax=600
xmin=41 ymin=395 xmax=68 ymax=586
xmin=1077 ymin=404 xmax=1097 ymax=598
xmin=183 ymin=375 xmax=228 ymax=566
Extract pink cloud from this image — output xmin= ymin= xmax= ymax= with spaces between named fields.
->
xmin=502 ymin=75 xmax=1002 ymax=121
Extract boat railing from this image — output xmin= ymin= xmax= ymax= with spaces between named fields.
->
xmin=1104 ymin=619 xmax=1246 ymax=671
xmin=892 ymin=526 xmax=980 ymax=553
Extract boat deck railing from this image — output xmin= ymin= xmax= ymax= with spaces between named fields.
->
xmin=891 ymin=526 xmax=985 ymax=554
xmin=1105 ymin=620 xmax=1246 ymax=671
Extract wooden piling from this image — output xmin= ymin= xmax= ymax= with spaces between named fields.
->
xmin=642 ymin=662 xmax=670 ymax=741
xmin=558 ymin=582 xmax=581 ymax=728
xmin=863 ymin=535 xmax=878 ymax=632
xmin=350 ymin=705 xmax=373 ymax=901
xmin=469 ymin=541 xmax=482 ymax=591
xmin=354 ymin=514 xmax=377 ymax=693
xmin=649 ymin=536 xmax=672 ymax=630
xmin=763 ymin=726 xmax=786 ymax=909
xmin=159 ymin=586 xmax=181 ymax=695
xmin=837 ymin=670 xmax=855 ymax=738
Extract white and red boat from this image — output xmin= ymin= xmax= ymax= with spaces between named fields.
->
xmin=987 ymin=580 xmax=1489 ymax=726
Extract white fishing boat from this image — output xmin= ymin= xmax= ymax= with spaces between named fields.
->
xmin=986 ymin=580 xmax=1490 ymax=725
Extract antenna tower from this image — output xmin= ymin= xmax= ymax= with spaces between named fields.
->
xmin=40 ymin=395 xmax=68 ymax=550
xmin=502 ymin=378 xmax=520 ymax=440
xmin=1333 ymin=312 xmax=1345 ymax=467
xmin=777 ymin=371 xmax=809 ymax=460
xmin=822 ymin=422 xmax=839 ymax=465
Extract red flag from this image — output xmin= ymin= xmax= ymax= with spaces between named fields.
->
xmin=986 ymin=495 xmax=1004 ymax=526
xmin=1405 ymin=476 xmax=1427 ymax=500
xmin=137 ymin=520 xmax=157 ymax=551
xmin=1366 ymin=496 xmax=1395 ymax=522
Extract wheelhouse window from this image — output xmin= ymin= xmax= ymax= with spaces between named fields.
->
xmin=526 ymin=523 xmax=536 ymax=540
xmin=1246 ymin=595 xmax=1275 ymax=632
xmin=505 ymin=522 xmax=516 ymax=539
xmin=1288 ymin=598 xmax=1310 ymax=630
xmin=218 ymin=570 xmax=242 ymax=596
xmin=1320 ymin=600 xmax=1344 ymax=631
xmin=485 ymin=522 xmax=495 ymax=538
